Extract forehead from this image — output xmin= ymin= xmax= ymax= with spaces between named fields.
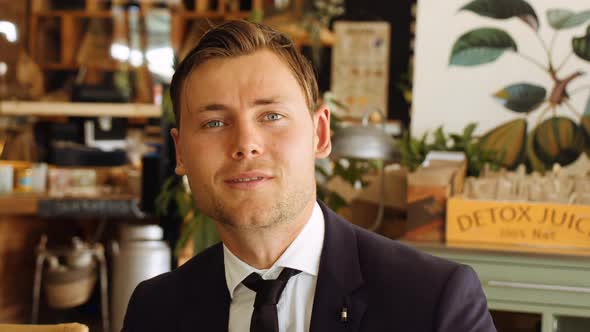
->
xmin=183 ymin=49 xmax=303 ymax=103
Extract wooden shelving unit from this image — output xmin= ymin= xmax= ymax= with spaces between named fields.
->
xmin=27 ymin=0 xmax=331 ymax=71
xmin=0 ymin=101 xmax=160 ymax=118
xmin=23 ymin=0 xmax=333 ymax=112
xmin=28 ymin=0 xmax=264 ymax=65
xmin=27 ymin=0 xmax=265 ymax=103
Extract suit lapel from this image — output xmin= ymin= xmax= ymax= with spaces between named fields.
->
xmin=179 ymin=243 xmax=231 ymax=332
xmin=310 ymin=202 xmax=368 ymax=332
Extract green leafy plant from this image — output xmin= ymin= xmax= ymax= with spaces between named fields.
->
xmin=396 ymin=63 xmax=414 ymax=105
xmin=400 ymin=123 xmax=502 ymax=177
xmin=155 ymin=176 xmax=219 ymax=257
xmin=450 ymin=0 xmax=590 ymax=172
xmin=303 ymin=0 xmax=345 ymax=68
xmin=316 ymin=158 xmax=379 ymax=212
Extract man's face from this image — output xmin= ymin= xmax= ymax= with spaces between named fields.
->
xmin=171 ymin=49 xmax=331 ymax=229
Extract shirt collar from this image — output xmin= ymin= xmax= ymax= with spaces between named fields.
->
xmin=223 ymin=201 xmax=325 ymax=299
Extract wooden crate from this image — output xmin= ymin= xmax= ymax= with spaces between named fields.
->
xmin=447 ymin=197 xmax=590 ymax=249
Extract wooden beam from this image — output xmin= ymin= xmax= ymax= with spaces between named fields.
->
xmin=61 ymin=15 xmax=78 ymax=65
xmin=0 ymin=101 xmax=161 ymax=118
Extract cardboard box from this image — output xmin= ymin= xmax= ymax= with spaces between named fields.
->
xmin=324 ymin=165 xmax=407 ymax=237
xmin=350 ymin=165 xmax=407 ymax=237
xmin=447 ymin=197 xmax=590 ymax=249
xmin=404 ymin=152 xmax=467 ymax=242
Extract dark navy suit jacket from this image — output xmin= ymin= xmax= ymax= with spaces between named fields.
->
xmin=123 ymin=201 xmax=497 ymax=331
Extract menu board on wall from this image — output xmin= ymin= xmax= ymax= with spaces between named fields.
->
xmin=331 ymin=21 xmax=391 ymax=118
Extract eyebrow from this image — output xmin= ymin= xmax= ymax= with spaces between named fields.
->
xmin=199 ymin=104 xmax=230 ymax=112
xmin=252 ymin=97 xmax=283 ymax=106
xmin=196 ymin=97 xmax=285 ymax=112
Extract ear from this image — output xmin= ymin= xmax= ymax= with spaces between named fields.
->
xmin=170 ymin=127 xmax=187 ymax=175
xmin=313 ymin=105 xmax=332 ymax=159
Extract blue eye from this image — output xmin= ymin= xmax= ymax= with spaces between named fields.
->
xmin=205 ymin=120 xmax=224 ymax=128
xmin=265 ymin=113 xmax=283 ymax=121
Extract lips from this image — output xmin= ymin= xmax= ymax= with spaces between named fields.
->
xmin=227 ymin=176 xmax=264 ymax=183
xmin=224 ymin=172 xmax=272 ymax=189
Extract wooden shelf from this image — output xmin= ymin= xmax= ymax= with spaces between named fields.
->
xmin=40 ymin=62 xmax=125 ymax=71
xmin=0 ymin=101 xmax=161 ymax=118
xmin=177 ymin=11 xmax=251 ymax=19
xmin=34 ymin=9 xmax=223 ymax=19
xmin=0 ymin=193 xmax=140 ymax=217
xmin=33 ymin=10 xmax=119 ymax=18
xmin=269 ymin=22 xmax=335 ymax=47
xmin=0 ymin=194 xmax=40 ymax=216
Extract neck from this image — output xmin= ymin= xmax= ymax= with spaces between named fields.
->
xmin=217 ymin=199 xmax=315 ymax=269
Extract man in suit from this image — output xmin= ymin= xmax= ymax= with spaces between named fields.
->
xmin=123 ymin=20 xmax=497 ymax=332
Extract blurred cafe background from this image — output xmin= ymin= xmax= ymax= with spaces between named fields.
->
xmin=1 ymin=0 xmax=590 ymax=331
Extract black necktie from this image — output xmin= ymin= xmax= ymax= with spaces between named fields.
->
xmin=241 ymin=267 xmax=301 ymax=332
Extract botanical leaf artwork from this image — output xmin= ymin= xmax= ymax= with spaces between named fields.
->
xmin=460 ymin=0 xmax=540 ymax=30
xmin=450 ymin=0 xmax=590 ymax=171
xmin=493 ymin=83 xmax=546 ymax=113
xmin=479 ymin=119 xmax=528 ymax=168
xmin=450 ymin=28 xmax=517 ymax=66
xmin=547 ymin=9 xmax=590 ymax=30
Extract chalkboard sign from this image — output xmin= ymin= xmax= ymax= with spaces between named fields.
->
xmin=38 ymin=199 xmax=141 ymax=218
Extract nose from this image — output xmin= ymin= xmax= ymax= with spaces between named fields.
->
xmin=231 ymin=120 xmax=264 ymax=160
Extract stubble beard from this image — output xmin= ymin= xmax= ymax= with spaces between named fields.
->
xmin=206 ymin=180 xmax=315 ymax=231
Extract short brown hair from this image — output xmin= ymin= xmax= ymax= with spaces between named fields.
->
xmin=170 ymin=20 xmax=319 ymax=128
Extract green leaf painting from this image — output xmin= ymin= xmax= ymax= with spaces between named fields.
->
xmin=547 ymin=9 xmax=590 ymax=30
xmin=479 ymin=119 xmax=527 ymax=169
xmin=573 ymin=25 xmax=590 ymax=62
xmin=493 ymin=83 xmax=546 ymax=113
xmin=534 ymin=117 xmax=584 ymax=166
xmin=449 ymin=0 xmax=590 ymax=169
xmin=450 ymin=28 xmax=517 ymax=66
xmin=526 ymin=127 xmax=547 ymax=172
xmin=460 ymin=0 xmax=539 ymax=30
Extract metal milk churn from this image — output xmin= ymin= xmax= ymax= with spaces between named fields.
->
xmin=111 ymin=224 xmax=171 ymax=332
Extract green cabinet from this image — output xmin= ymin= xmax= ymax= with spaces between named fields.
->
xmin=405 ymin=241 xmax=590 ymax=332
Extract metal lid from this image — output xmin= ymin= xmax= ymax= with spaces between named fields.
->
xmin=332 ymin=126 xmax=400 ymax=161
xmin=331 ymin=108 xmax=400 ymax=161
xmin=119 ymin=224 xmax=163 ymax=241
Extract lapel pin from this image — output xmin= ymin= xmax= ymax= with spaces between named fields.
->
xmin=340 ymin=307 xmax=348 ymax=323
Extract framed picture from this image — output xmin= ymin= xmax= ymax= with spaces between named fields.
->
xmin=412 ymin=0 xmax=590 ymax=172
xmin=331 ymin=21 xmax=391 ymax=119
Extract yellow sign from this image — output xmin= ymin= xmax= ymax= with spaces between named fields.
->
xmin=446 ymin=197 xmax=590 ymax=249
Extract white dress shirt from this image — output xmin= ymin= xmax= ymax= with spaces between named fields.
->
xmin=224 ymin=202 xmax=325 ymax=332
